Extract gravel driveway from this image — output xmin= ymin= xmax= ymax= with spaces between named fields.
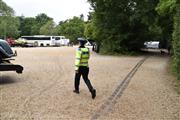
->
xmin=0 ymin=47 xmax=179 ymax=120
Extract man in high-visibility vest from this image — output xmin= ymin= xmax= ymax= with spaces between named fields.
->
xmin=74 ymin=38 xmax=96 ymax=99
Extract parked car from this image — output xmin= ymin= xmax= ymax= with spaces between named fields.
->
xmin=0 ymin=39 xmax=23 ymax=73
xmin=15 ymin=38 xmax=28 ymax=47
xmin=6 ymin=38 xmax=16 ymax=47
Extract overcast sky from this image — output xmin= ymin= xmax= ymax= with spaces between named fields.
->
xmin=3 ymin=0 xmax=91 ymax=24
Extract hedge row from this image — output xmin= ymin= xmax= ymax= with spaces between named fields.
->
xmin=173 ymin=4 xmax=180 ymax=80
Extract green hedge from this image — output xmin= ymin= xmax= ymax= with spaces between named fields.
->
xmin=173 ymin=4 xmax=180 ymax=80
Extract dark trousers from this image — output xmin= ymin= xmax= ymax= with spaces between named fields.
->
xmin=75 ymin=66 xmax=93 ymax=92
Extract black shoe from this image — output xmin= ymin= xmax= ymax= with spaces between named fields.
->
xmin=91 ymin=89 xmax=96 ymax=99
xmin=73 ymin=90 xmax=79 ymax=94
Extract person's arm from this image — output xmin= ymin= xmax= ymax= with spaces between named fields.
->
xmin=88 ymin=48 xmax=90 ymax=59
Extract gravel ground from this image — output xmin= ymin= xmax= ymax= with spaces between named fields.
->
xmin=0 ymin=47 xmax=179 ymax=120
xmin=100 ymin=56 xmax=180 ymax=120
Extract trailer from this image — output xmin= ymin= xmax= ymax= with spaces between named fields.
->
xmin=0 ymin=39 xmax=23 ymax=74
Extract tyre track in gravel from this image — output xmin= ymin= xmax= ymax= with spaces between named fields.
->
xmin=3 ymin=58 xmax=66 ymax=120
xmin=91 ymin=56 xmax=148 ymax=120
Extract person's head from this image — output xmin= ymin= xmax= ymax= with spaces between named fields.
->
xmin=77 ymin=38 xmax=87 ymax=46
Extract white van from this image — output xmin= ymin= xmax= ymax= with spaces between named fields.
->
xmin=144 ymin=41 xmax=159 ymax=49
xmin=54 ymin=36 xmax=70 ymax=46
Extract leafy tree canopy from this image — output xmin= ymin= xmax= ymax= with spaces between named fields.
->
xmin=0 ymin=0 xmax=19 ymax=39
xmin=40 ymin=20 xmax=56 ymax=35
xmin=156 ymin=0 xmax=176 ymax=15
xmin=56 ymin=16 xmax=85 ymax=43
xmin=0 ymin=0 xmax=14 ymax=16
xmin=87 ymin=0 xmax=159 ymax=53
xmin=18 ymin=16 xmax=36 ymax=36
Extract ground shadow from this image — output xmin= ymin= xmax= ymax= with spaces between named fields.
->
xmin=0 ymin=75 xmax=17 ymax=85
xmin=141 ymin=49 xmax=170 ymax=57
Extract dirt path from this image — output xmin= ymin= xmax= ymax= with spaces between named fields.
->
xmin=0 ymin=47 xmax=179 ymax=120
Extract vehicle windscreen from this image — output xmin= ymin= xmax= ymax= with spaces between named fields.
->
xmin=0 ymin=40 xmax=13 ymax=55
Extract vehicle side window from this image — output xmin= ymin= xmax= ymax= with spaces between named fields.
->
xmin=55 ymin=37 xmax=60 ymax=40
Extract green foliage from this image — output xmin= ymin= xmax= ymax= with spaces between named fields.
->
xmin=18 ymin=13 xmax=54 ymax=36
xmin=157 ymin=0 xmax=180 ymax=80
xmin=18 ymin=16 xmax=36 ymax=36
xmin=0 ymin=16 xmax=20 ymax=39
xmin=173 ymin=4 xmax=180 ymax=80
xmin=0 ymin=0 xmax=14 ymax=16
xmin=148 ymin=24 xmax=162 ymax=41
xmin=88 ymin=0 xmax=159 ymax=54
xmin=0 ymin=1 xmax=19 ymax=39
xmin=84 ymin=21 xmax=95 ymax=39
xmin=170 ymin=57 xmax=180 ymax=93
xmin=32 ymin=13 xmax=53 ymax=35
xmin=156 ymin=0 xmax=176 ymax=15
xmin=35 ymin=13 xmax=53 ymax=26
xmin=56 ymin=16 xmax=85 ymax=43
xmin=156 ymin=0 xmax=177 ymax=49
xmin=156 ymin=15 xmax=173 ymax=48
xmin=40 ymin=20 xmax=56 ymax=35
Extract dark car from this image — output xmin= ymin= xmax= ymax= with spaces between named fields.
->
xmin=0 ymin=39 xmax=23 ymax=74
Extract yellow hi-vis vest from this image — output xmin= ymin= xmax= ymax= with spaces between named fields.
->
xmin=75 ymin=47 xmax=90 ymax=70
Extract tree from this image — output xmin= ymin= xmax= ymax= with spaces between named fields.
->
xmin=0 ymin=0 xmax=19 ymax=39
xmin=173 ymin=6 xmax=180 ymax=80
xmin=156 ymin=0 xmax=176 ymax=15
xmin=84 ymin=12 xmax=96 ymax=39
xmin=31 ymin=13 xmax=53 ymax=35
xmin=87 ymin=0 xmax=160 ymax=54
xmin=156 ymin=0 xmax=180 ymax=80
xmin=84 ymin=21 xmax=95 ymax=39
xmin=18 ymin=16 xmax=36 ymax=36
xmin=18 ymin=13 xmax=55 ymax=36
xmin=35 ymin=13 xmax=53 ymax=26
xmin=0 ymin=0 xmax=14 ymax=16
xmin=156 ymin=0 xmax=176 ymax=48
xmin=56 ymin=16 xmax=85 ymax=43
xmin=40 ymin=20 xmax=56 ymax=35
